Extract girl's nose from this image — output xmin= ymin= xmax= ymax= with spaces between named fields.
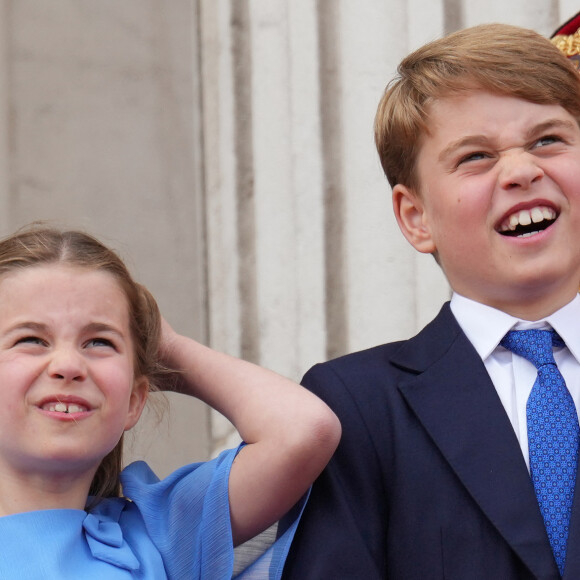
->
xmin=47 ymin=347 xmax=87 ymax=382
xmin=498 ymin=151 xmax=545 ymax=191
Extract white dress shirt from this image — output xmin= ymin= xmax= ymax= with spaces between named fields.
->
xmin=450 ymin=293 xmax=580 ymax=470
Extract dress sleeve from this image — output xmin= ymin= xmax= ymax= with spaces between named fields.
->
xmin=120 ymin=445 xmax=309 ymax=580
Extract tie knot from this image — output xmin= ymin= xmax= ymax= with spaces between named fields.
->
xmin=500 ymin=329 xmax=563 ymax=369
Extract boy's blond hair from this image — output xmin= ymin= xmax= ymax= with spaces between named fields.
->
xmin=375 ymin=23 xmax=580 ymax=191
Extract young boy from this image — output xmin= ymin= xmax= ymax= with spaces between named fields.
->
xmin=282 ymin=23 xmax=580 ymax=580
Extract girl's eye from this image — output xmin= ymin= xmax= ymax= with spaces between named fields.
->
xmin=85 ymin=337 xmax=115 ymax=349
xmin=15 ymin=336 xmax=46 ymax=346
xmin=14 ymin=336 xmax=48 ymax=349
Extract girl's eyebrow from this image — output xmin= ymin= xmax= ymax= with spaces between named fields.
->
xmin=83 ymin=322 xmax=123 ymax=333
xmin=4 ymin=321 xmax=126 ymax=339
xmin=82 ymin=322 xmax=127 ymax=340
xmin=4 ymin=321 xmax=48 ymax=334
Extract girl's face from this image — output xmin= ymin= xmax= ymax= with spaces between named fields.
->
xmin=0 ymin=264 xmax=147 ymax=483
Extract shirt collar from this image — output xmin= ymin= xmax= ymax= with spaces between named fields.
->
xmin=546 ymin=296 xmax=580 ymax=363
xmin=450 ymin=293 xmax=580 ymax=363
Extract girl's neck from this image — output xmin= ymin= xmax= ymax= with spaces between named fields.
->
xmin=0 ymin=467 xmax=93 ymax=517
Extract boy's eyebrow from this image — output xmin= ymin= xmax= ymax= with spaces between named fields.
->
xmin=438 ymin=136 xmax=491 ymax=163
xmin=438 ymin=118 xmax=577 ymax=163
xmin=524 ymin=118 xmax=577 ymax=139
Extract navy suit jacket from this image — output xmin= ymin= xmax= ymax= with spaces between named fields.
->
xmin=282 ymin=303 xmax=580 ymax=579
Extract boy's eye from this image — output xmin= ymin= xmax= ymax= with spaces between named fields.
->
xmin=533 ymin=135 xmax=561 ymax=148
xmin=457 ymin=151 xmax=488 ymax=165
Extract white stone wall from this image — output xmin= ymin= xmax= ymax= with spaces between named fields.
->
xmin=0 ymin=0 xmax=575 ymax=469
xmin=199 ymin=0 xmax=574 ymax=455
xmin=0 ymin=0 xmax=209 ymax=475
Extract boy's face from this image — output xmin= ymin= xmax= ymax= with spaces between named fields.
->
xmin=393 ymin=90 xmax=580 ymax=319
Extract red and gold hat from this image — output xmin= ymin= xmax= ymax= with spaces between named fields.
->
xmin=551 ymin=12 xmax=580 ymax=69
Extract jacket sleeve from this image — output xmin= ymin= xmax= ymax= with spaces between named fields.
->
xmin=282 ymin=361 xmax=389 ymax=579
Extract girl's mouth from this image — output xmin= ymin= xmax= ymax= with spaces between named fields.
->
xmin=37 ymin=395 xmax=92 ymax=415
xmin=42 ymin=402 xmax=88 ymax=414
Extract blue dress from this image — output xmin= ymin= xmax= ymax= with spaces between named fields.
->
xmin=0 ymin=446 xmax=307 ymax=579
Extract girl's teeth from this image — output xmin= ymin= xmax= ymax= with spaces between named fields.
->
xmin=45 ymin=402 xmax=86 ymax=413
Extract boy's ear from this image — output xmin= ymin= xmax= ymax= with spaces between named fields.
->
xmin=392 ymin=184 xmax=436 ymax=254
xmin=124 ymin=376 xmax=149 ymax=431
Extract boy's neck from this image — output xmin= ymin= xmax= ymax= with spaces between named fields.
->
xmin=455 ymin=289 xmax=578 ymax=322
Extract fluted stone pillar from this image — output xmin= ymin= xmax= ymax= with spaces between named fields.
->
xmin=0 ymin=0 xmax=573 ymax=468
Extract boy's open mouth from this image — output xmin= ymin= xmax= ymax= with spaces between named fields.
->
xmin=498 ymin=205 xmax=557 ymax=238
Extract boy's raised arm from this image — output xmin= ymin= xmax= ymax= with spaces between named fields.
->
xmin=158 ymin=318 xmax=341 ymax=546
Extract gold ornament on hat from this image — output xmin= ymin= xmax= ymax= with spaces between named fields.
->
xmin=551 ymin=13 xmax=580 ymax=70
xmin=551 ymin=30 xmax=580 ymax=57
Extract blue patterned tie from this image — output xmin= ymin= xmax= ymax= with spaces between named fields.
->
xmin=501 ymin=329 xmax=579 ymax=575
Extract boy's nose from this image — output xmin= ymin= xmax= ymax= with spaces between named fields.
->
xmin=498 ymin=151 xmax=544 ymax=191
xmin=47 ymin=347 xmax=87 ymax=382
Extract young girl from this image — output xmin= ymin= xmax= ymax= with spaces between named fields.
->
xmin=0 ymin=225 xmax=340 ymax=579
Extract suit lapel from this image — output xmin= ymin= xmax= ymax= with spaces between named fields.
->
xmin=393 ymin=304 xmax=559 ymax=580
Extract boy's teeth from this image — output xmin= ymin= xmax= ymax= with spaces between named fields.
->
xmin=502 ymin=206 xmax=556 ymax=232
xmin=530 ymin=207 xmax=544 ymax=223
xmin=509 ymin=213 xmax=520 ymax=229
xmin=518 ymin=210 xmax=531 ymax=226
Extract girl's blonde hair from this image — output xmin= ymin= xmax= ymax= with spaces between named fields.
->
xmin=0 ymin=224 xmax=168 ymax=502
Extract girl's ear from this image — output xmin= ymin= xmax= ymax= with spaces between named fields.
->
xmin=392 ymin=184 xmax=436 ymax=254
xmin=124 ymin=377 xmax=149 ymax=431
